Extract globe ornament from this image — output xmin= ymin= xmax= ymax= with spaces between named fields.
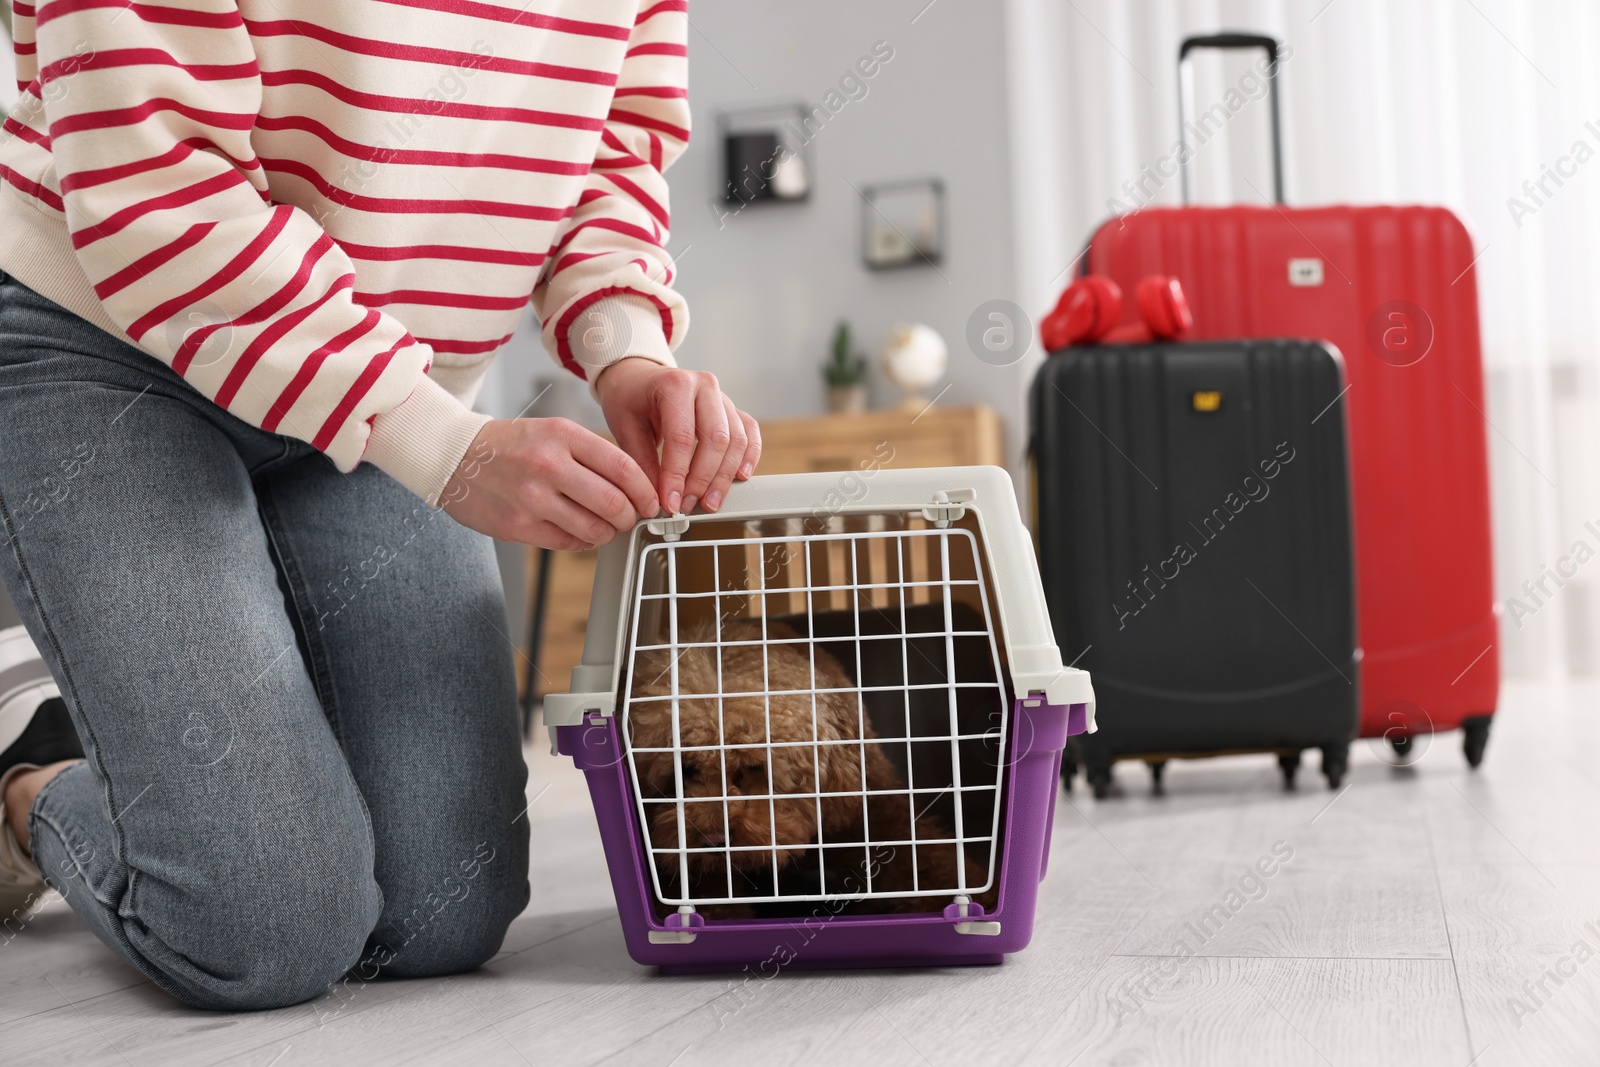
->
xmin=880 ymin=323 xmax=948 ymax=411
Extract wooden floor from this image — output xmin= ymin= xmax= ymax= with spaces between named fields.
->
xmin=7 ymin=680 xmax=1600 ymax=1066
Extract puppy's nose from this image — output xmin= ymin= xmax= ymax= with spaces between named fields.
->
xmin=695 ymin=827 xmax=727 ymax=847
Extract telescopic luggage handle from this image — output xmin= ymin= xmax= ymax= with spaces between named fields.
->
xmin=1178 ymin=33 xmax=1284 ymax=204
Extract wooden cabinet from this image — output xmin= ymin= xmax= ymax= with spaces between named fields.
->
xmin=750 ymin=403 xmax=1003 ymax=474
xmin=520 ymin=404 xmax=1004 ymax=699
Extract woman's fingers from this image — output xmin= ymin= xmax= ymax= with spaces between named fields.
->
xmin=609 ymin=415 xmax=663 ymax=502
xmin=700 ymin=395 xmax=748 ymax=510
xmin=525 ymin=520 xmax=592 ymax=552
xmin=537 ymin=489 xmax=626 ymax=546
xmin=680 ymin=376 xmax=732 ymax=509
xmin=654 ymin=372 xmax=699 ymax=513
xmin=566 ymin=426 xmax=658 ymax=517
xmin=735 ymin=409 xmax=761 ymax=481
xmin=590 ymin=362 xmax=763 ymax=516
xmin=552 ymin=462 xmax=643 ymax=535
xmin=440 ymin=417 xmax=666 ymax=548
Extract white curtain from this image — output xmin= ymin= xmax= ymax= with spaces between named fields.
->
xmin=1006 ymin=0 xmax=1600 ymax=679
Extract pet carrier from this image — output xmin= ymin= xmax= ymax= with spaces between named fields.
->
xmin=546 ymin=466 xmax=1094 ymax=972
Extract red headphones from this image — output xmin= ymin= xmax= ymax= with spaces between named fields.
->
xmin=1041 ymin=274 xmax=1193 ymax=351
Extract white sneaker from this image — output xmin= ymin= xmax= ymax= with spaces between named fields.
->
xmin=0 ymin=626 xmax=75 ymax=922
xmin=0 ymin=624 xmax=60 ymax=756
xmin=0 ymin=762 xmax=48 ymax=921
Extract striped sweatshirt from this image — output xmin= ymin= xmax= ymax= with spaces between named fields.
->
xmin=0 ymin=0 xmax=689 ymax=505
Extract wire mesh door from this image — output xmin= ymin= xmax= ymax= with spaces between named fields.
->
xmin=621 ymin=514 xmax=1011 ymax=912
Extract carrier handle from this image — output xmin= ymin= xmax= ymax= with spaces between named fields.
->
xmin=1177 ymin=33 xmax=1284 ymax=205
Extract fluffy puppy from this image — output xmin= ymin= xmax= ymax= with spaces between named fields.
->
xmin=627 ymin=617 xmax=994 ymax=919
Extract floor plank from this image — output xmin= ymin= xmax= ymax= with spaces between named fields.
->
xmin=0 ymin=896 xmax=149 ymax=1028
xmin=1019 ymin=956 xmax=1470 ymax=1067
xmin=1112 ymin=859 xmax=1451 ymax=959
xmin=1434 ymin=862 xmax=1600 ymax=1067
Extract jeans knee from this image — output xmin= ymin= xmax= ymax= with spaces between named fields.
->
xmin=373 ymin=865 xmax=529 ymax=979
xmin=165 ymin=864 xmax=384 ymax=1011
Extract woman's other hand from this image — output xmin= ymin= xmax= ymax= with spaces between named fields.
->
xmin=594 ymin=357 xmax=761 ymax=515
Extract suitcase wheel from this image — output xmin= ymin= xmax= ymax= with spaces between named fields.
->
xmin=1389 ymin=733 xmax=1414 ymax=759
xmin=1320 ymin=742 xmax=1349 ymax=790
xmin=1088 ymin=764 xmax=1114 ymax=800
xmin=1462 ymin=715 xmax=1493 ymax=769
xmin=1278 ymin=751 xmax=1301 ymax=790
xmin=1148 ymin=760 xmax=1167 ymax=796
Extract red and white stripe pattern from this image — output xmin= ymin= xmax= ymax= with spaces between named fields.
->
xmin=0 ymin=0 xmax=689 ymax=504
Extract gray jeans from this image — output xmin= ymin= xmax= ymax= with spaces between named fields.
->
xmin=0 ymin=270 xmax=530 ymax=1010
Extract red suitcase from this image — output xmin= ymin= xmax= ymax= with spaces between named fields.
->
xmin=1082 ymin=35 xmax=1498 ymax=766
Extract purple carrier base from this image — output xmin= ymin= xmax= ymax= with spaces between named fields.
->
xmin=555 ymin=697 xmax=1090 ymax=974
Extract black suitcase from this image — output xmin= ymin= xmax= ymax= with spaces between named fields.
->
xmin=1029 ymin=338 xmax=1359 ymax=797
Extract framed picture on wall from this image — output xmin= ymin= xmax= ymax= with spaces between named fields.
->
xmin=860 ymin=178 xmax=945 ymax=270
xmin=718 ymin=103 xmax=813 ymax=206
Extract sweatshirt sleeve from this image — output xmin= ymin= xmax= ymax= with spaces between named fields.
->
xmin=531 ymin=0 xmax=690 ymax=391
xmin=33 ymin=0 xmax=488 ymax=506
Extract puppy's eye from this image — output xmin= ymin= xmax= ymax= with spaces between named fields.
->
xmin=734 ymin=762 xmax=766 ymax=785
xmin=677 ymin=764 xmax=700 ymax=783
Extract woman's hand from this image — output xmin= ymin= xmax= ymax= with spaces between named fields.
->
xmin=439 ymin=418 xmax=658 ymax=549
xmin=594 ymin=357 xmax=761 ymax=514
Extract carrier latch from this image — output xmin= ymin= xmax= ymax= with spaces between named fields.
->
xmin=946 ymin=895 xmax=1002 ymax=936
xmin=646 ymin=512 xmax=692 ymax=542
xmin=647 ymin=905 xmax=704 ymax=944
xmin=922 ymin=489 xmax=976 ymax=528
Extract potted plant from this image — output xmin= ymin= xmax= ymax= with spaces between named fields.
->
xmin=824 ymin=320 xmax=868 ymax=414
